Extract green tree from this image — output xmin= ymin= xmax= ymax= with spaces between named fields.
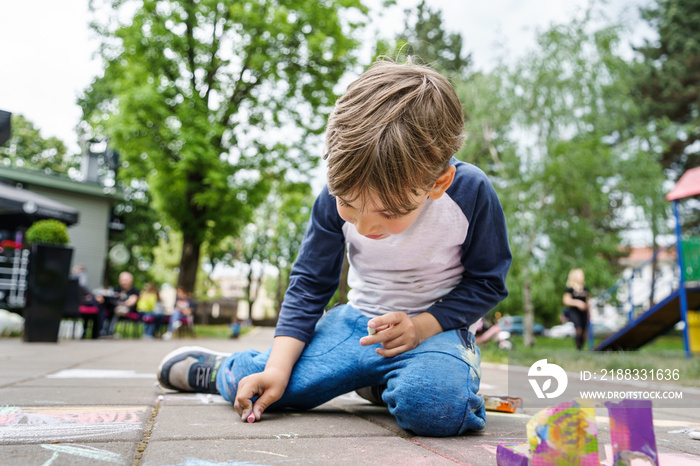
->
xmin=0 ymin=114 xmax=76 ymax=174
xmin=635 ymin=0 xmax=700 ymax=178
xmin=478 ymin=11 xmax=647 ymax=344
xmin=209 ymin=180 xmax=313 ymax=318
xmin=81 ymin=0 xmax=368 ymax=293
xmin=376 ymin=0 xmax=471 ymax=78
xmin=267 ymin=181 xmax=314 ymax=313
xmin=106 ymin=183 xmax=165 ymax=290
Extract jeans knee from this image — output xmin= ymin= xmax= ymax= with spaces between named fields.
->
xmin=388 ymin=389 xmax=486 ymax=436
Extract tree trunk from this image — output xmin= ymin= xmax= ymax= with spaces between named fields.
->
xmin=650 ymin=211 xmax=658 ymax=307
xmin=177 ymin=234 xmax=201 ymax=294
xmin=275 ymin=266 xmax=289 ymax=315
xmin=244 ymin=265 xmax=255 ymax=321
xmin=522 ymin=267 xmax=535 ymax=347
xmin=338 ymin=246 xmax=349 ymax=304
xmin=522 ymin=227 xmax=537 ymax=348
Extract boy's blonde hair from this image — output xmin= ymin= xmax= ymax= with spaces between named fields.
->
xmin=324 ymin=57 xmax=465 ymax=216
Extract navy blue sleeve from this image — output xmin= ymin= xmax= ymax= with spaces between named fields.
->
xmin=426 ymin=161 xmax=512 ymax=330
xmin=274 ymin=186 xmax=347 ymax=344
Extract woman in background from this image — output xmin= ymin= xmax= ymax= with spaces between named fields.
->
xmin=562 ymin=268 xmax=589 ymax=350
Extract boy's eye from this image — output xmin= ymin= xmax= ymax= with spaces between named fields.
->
xmin=380 ymin=212 xmax=402 ymax=220
xmin=338 ymin=199 xmax=350 ymax=208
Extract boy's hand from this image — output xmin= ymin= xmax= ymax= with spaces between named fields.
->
xmin=233 ymin=367 xmax=288 ymax=423
xmin=360 ymin=312 xmax=443 ymax=357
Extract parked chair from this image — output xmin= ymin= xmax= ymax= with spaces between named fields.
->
xmin=115 ymin=311 xmax=143 ymax=338
xmin=79 ymin=305 xmax=100 ymax=339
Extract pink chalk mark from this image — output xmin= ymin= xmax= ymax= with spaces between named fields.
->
xmin=480 ymin=443 xmax=498 ymax=455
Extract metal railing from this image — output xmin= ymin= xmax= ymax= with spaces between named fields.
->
xmin=594 ymin=244 xmax=680 ymax=321
xmin=0 ymin=248 xmax=30 ymax=308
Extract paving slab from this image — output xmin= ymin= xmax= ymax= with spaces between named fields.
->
xmin=142 ymin=437 xmax=457 ymax=465
xmin=1 ymin=328 xmax=700 ymax=465
xmin=2 ymin=442 xmax=136 ymax=466
xmin=152 ymin=402 xmax=392 ymax=441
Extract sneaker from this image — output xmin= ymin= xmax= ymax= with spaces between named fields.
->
xmin=162 ymin=331 xmax=172 ymax=341
xmin=355 ymin=384 xmax=387 ymax=406
xmin=157 ymin=346 xmax=228 ymax=394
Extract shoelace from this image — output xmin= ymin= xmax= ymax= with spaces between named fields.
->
xmin=195 ymin=366 xmax=211 ymax=390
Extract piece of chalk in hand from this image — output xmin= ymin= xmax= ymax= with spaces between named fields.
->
xmin=367 ymin=326 xmax=376 ymax=335
xmin=247 ymin=412 xmax=255 ymax=423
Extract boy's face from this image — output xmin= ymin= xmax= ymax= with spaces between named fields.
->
xmin=335 ymin=191 xmax=428 ymax=240
xmin=334 ymin=165 xmax=456 ymax=240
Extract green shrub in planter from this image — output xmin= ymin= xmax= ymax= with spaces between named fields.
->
xmin=25 ymin=220 xmax=70 ymax=246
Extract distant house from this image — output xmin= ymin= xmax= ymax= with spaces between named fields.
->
xmin=616 ymin=245 xmax=678 ymax=312
xmin=0 ymin=165 xmax=122 ymax=291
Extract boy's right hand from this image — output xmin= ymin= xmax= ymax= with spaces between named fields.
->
xmin=233 ymin=368 xmax=288 ymax=423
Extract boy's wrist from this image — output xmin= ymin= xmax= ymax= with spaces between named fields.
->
xmin=411 ymin=312 xmax=443 ymax=344
xmin=265 ymin=335 xmax=306 ymax=379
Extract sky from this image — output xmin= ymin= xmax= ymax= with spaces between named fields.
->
xmin=0 ymin=0 xmax=651 ymax=156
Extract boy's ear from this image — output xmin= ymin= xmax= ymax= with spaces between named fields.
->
xmin=427 ymin=165 xmax=456 ymax=200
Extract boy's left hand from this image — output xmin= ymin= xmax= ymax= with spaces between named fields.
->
xmin=360 ymin=312 xmax=443 ymax=357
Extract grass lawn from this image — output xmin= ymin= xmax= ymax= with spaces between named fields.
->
xmin=479 ymin=333 xmax=700 ymax=388
xmin=193 ymin=324 xmax=252 ymax=339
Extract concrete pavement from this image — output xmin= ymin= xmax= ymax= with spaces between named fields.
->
xmin=1 ymin=327 xmax=699 ymax=465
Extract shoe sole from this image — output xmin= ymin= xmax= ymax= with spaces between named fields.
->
xmin=157 ymin=346 xmax=229 ymax=391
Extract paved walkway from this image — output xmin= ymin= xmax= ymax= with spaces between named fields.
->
xmin=1 ymin=328 xmax=699 ymax=465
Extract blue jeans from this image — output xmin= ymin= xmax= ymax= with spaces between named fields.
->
xmin=141 ymin=312 xmax=165 ymax=337
xmin=216 ymin=305 xmax=486 ymax=437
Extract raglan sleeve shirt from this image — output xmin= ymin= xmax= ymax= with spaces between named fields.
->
xmin=275 ymin=160 xmax=512 ymax=344
xmin=424 ymin=163 xmax=512 ymax=331
xmin=275 ymin=186 xmax=347 ymax=344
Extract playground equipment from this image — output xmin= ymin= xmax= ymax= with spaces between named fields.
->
xmin=594 ymin=167 xmax=700 ymax=357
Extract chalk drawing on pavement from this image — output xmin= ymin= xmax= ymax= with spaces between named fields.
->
xmin=0 ymin=405 xmax=146 ymax=443
xmin=40 ymin=443 xmax=124 ymax=465
xmin=47 ymin=369 xmax=156 ymax=379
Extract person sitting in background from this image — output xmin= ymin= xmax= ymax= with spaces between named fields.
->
xmin=162 ymin=286 xmax=195 ymax=340
xmin=96 ymin=271 xmax=140 ymax=336
xmin=138 ymin=283 xmax=165 ymax=339
xmin=70 ymin=265 xmax=101 ymax=339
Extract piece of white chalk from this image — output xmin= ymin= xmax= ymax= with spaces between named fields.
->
xmin=247 ymin=412 xmax=256 ymax=424
xmin=690 ymin=432 xmax=700 ymax=440
xmin=367 ymin=326 xmax=376 ymax=335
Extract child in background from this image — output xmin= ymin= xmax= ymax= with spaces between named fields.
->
xmin=157 ymin=58 xmax=511 ymax=437
xmin=162 ymin=287 xmax=195 ymax=340
xmin=137 ymin=283 xmax=164 ymax=339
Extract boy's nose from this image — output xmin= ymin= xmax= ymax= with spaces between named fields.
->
xmin=354 ymin=216 xmax=378 ymax=236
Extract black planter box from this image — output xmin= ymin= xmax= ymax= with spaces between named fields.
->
xmin=23 ymin=243 xmax=73 ymax=342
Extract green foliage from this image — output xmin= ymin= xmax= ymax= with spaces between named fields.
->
xmin=81 ymin=0 xmax=369 ymax=292
xmin=105 ymin=184 xmax=164 ymax=289
xmin=0 ymin=114 xmax=76 ymax=174
xmin=375 ymin=0 xmax=471 ymax=78
xmin=210 ymin=179 xmax=314 ymax=312
xmin=25 ymin=220 xmax=70 ymax=246
xmin=635 ymin=0 xmax=700 ymax=178
xmin=456 ymin=7 xmax=666 ymax=326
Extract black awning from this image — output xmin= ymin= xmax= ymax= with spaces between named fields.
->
xmin=0 ymin=110 xmax=11 ymax=146
xmin=0 ymin=183 xmax=79 ymax=226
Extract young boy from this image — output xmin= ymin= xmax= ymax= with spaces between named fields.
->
xmin=157 ymin=58 xmax=511 ymax=437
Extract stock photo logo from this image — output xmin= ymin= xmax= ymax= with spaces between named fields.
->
xmin=528 ymin=359 xmax=568 ymax=399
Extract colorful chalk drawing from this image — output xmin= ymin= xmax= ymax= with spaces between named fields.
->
xmin=47 ymin=369 xmax=156 ymax=379
xmin=40 ymin=444 xmax=123 ymax=465
xmin=0 ymin=405 xmax=146 ymax=443
xmin=164 ymin=460 xmax=270 ymax=466
xmin=162 ymin=393 xmax=229 ymax=404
